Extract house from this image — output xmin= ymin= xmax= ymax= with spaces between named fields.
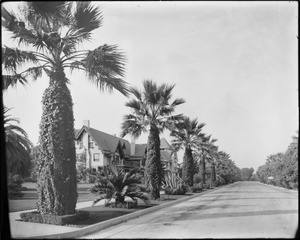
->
xmin=75 ymin=120 xmax=178 ymax=173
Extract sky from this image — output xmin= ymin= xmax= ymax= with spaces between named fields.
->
xmin=2 ymin=1 xmax=298 ymax=171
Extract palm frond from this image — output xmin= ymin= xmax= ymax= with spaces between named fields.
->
xmin=2 ymin=47 xmax=39 ymax=72
xmin=71 ymin=2 xmax=103 ymax=33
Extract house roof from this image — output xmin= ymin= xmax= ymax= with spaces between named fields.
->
xmin=75 ymin=126 xmax=172 ymax=159
xmin=76 ymin=126 xmax=131 ymax=155
xmin=74 ymin=129 xmax=80 ymax=136
xmin=134 ymin=144 xmax=147 ymax=157
xmin=160 ymin=138 xmax=171 ymax=149
xmin=161 ymin=149 xmax=172 ymax=162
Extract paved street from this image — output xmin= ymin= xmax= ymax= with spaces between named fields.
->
xmin=82 ymin=181 xmax=298 ymax=239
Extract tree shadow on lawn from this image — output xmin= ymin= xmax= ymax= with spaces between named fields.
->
xmin=68 ymin=194 xmax=191 ymax=228
xmin=69 ymin=204 xmax=158 ymax=228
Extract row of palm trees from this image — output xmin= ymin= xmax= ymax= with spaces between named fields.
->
xmin=2 ymin=2 xmax=235 ymax=216
xmin=119 ymin=80 xmax=233 ymax=199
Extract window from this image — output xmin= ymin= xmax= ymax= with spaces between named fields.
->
xmin=94 ymin=153 xmax=100 ymax=162
xmin=89 ymin=142 xmax=94 ymax=149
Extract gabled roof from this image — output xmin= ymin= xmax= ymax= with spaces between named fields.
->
xmin=161 ymin=149 xmax=172 ymax=162
xmin=74 ymin=129 xmax=80 ymax=136
xmin=133 ymin=144 xmax=147 ymax=157
xmin=75 ymin=126 xmax=131 ymax=155
xmin=160 ymin=138 xmax=171 ymax=150
xmin=75 ymin=126 xmax=173 ymax=159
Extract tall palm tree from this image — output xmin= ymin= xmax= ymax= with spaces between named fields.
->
xmin=2 ymin=2 xmax=129 ymax=215
xmin=196 ymin=134 xmax=217 ymax=187
xmin=170 ymin=116 xmax=205 ymax=187
xmin=121 ymin=80 xmax=185 ymax=199
xmin=4 ymin=107 xmax=33 ymax=177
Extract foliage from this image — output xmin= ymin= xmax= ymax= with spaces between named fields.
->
xmin=257 ymin=133 xmax=298 ymax=190
xmin=7 ymin=174 xmax=24 ymax=199
xmin=171 ymin=116 xmax=205 ymax=187
xmin=20 ymin=211 xmax=89 ymax=225
xmin=193 ymin=173 xmax=202 ymax=185
xmin=191 ymin=184 xmax=203 ymax=193
xmin=121 ymin=80 xmax=185 ymax=199
xmin=214 ymin=151 xmax=242 ymax=184
xmin=76 ymin=152 xmax=88 ymax=182
xmin=90 ymin=166 xmax=150 ymax=207
xmin=4 ymin=107 xmax=33 ymax=178
xmin=2 ymin=1 xmax=129 ymax=215
xmin=162 ymin=171 xmax=187 ymax=195
xmin=195 ymin=134 xmax=218 ymax=186
xmin=240 ymin=167 xmax=255 ymax=181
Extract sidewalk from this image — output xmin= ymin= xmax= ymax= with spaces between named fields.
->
xmin=9 ymin=200 xmax=94 ymax=239
xmin=8 ymin=186 xmax=226 ymax=239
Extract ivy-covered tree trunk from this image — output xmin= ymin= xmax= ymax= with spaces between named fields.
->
xmin=37 ymin=69 xmax=77 ymax=215
xmin=145 ymin=123 xmax=162 ymax=200
xmin=211 ymin=161 xmax=216 ymax=182
xmin=182 ymin=147 xmax=194 ymax=187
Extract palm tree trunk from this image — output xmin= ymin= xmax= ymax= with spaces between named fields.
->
xmin=212 ymin=161 xmax=216 ymax=182
xmin=37 ymin=69 xmax=77 ymax=215
xmin=200 ymin=154 xmax=206 ymax=187
xmin=145 ymin=123 xmax=162 ymax=200
xmin=182 ymin=147 xmax=194 ymax=187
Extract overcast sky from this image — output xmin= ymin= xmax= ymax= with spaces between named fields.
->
xmin=2 ymin=1 xmax=298 ymax=171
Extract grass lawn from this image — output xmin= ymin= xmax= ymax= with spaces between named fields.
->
xmin=65 ymin=194 xmax=193 ymax=228
xmin=10 ymin=182 xmax=199 ymax=228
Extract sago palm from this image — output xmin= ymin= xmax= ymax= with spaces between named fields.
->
xmin=4 ymin=107 xmax=33 ymax=178
xmin=171 ymin=116 xmax=205 ymax=187
xmin=91 ymin=166 xmax=149 ymax=206
xmin=2 ymin=2 xmax=128 ymax=215
xmin=121 ymin=80 xmax=185 ymax=199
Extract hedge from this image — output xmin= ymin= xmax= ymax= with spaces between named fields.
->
xmin=20 ymin=210 xmax=89 ymax=225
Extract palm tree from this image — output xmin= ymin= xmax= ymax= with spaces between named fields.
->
xmin=170 ymin=116 xmax=205 ymax=187
xmin=2 ymin=2 xmax=129 ymax=215
xmin=196 ymin=134 xmax=217 ymax=187
xmin=121 ymin=80 xmax=185 ymax=199
xmin=4 ymin=107 xmax=33 ymax=177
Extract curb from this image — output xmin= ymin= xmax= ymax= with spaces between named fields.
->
xmin=19 ymin=183 xmax=235 ymax=239
xmin=255 ymin=181 xmax=298 ymax=193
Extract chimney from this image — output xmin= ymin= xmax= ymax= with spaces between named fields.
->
xmin=130 ymin=135 xmax=136 ymax=155
xmin=83 ymin=120 xmax=90 ymax=128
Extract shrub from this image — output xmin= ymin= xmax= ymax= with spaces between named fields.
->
xmin=289 ymin=182 xmax=298 ymax=190
xmin=193 ymin=174 xmax=202 ymax=185
xmin=8 ymin=175 xmax=24 ymax=199
xmin=215 ymin=175 xmax=226 ymax=187
xmin=106 ymin=200 xmax=138 ymax=209
xmin=20 ymin=210 xmax=89 ymax=225
xmin=191 ymin=184 xmax=203 ymax=193
xmin=90 ymin=166 xmax=149 ymax=207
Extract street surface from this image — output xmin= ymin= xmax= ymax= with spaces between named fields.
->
xmin=82 ymin=181 xmax=298 ymax=239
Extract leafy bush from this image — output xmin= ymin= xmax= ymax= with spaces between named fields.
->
xmin=20 ymin=211 xmax=89 ymax=225
xmin=214 ymin=175 xmax=226 ymax=187
xmin=190 ymin=184 xmax=203 ymax=193
xmin=8 ymin=175 xmax=24 ymax=199
xmin=193 ymin=174 xmax=202 ymax=185
xmin=90 ymin=166 xmax=149 ymax=207
xmin=162 ymin=171 xmax=187 ymax=195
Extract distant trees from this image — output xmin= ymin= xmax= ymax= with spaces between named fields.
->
xmin=256 ymin=132 xmax=298 ymax=190
xmin=171 ymin=117 xmax=205 ymax=187
xmin=240 ymin=167 xmax=254 ymax=181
